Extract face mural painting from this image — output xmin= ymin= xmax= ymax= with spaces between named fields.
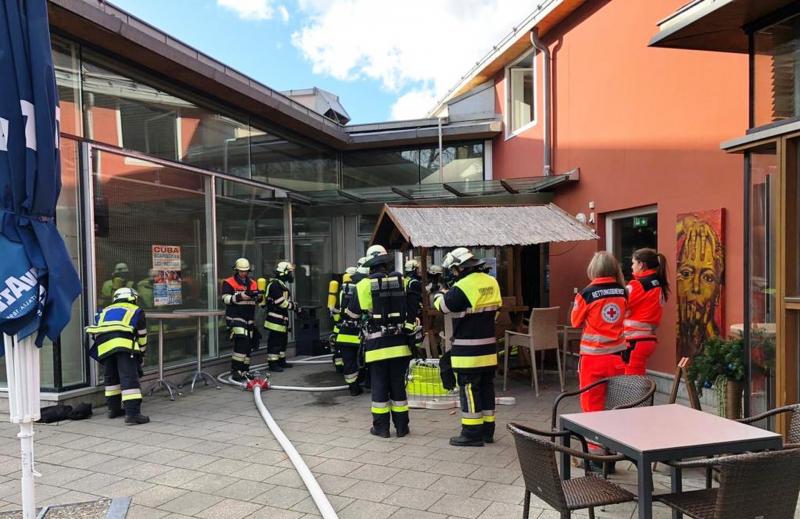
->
xmin=676 ymin=209 xmax=725 ymax=358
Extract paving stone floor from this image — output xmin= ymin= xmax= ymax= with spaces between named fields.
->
xmin=0 ymin=363 xmax=783 ymax=518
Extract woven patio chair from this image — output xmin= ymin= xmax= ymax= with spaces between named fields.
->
xmin=550 ymin=375 xmax=656 ymax=477
xmin=508 ymin=423 xmax=635 ymax=519
xmin=657 ymin=448 xmax=800 ymax=519
xmin=670 ymin=403 xmax=800 ymax=488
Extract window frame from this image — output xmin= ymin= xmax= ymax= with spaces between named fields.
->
xmin=504 ymin=48 xmax=537 ymax=140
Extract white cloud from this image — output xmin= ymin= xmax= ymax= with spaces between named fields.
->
xmin=278 ymin=5 xmax=290 ymax=22
xmin=291 ymin=0 xmax=540 ymax=120
xmin=217 ymin=0 xmax=275 ymax=20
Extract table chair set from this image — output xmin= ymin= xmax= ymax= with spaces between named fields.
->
xmin=508 ymin=375 xmax=800 ymax=519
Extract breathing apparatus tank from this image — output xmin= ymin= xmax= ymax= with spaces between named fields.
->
xmin=327 ymin=279 xmax=340 ymax=311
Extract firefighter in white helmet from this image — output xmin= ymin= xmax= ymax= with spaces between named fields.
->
xmin=434 ymin=247 xmax=502 ymax=446
xmin=403 ymin=259 xmax=424 ymax=355
xmin=221 ymin=258 xmax=262 ymax=380
xmin=264 ymin=261 xmax=300 ymax=371
xmin=345 ymin=245 xmax=414 ymax=438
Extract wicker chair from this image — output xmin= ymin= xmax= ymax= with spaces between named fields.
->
xmin=508 ymin=423 xmax=635 ymax=519
xmin=657 ymin=449 xmax=800 ymax=519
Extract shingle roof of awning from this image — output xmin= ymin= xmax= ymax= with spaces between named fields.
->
xmin=371 ymin=203 xmax=598 ymax=249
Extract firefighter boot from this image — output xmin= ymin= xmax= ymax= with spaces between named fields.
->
xmin=482 ymin=421 xmax=495 ymax=444
xmin=106 ymin=395 xmax=124 ymax=419
xmin=370 ymin=412 xmax=390 ymax=438
xmin=231 ymin=371 xmax=247 ymax=382
xmin=348 ymin=382 xmax=363 ymax=396
xmin=392 ymin=409 xmax=410 ymax=438
xmin=268 ymin=361 xmax=284 ymax=373
xmin=450 ymin=425 xmax=484 ymax=447
xmin=123 ymin=400 xmax=150 ymax=425
xmin=279 ymin=358 xmax=294 ymax=369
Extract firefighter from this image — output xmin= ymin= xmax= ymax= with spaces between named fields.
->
xmin=86 ymin=287 xmax=150 ymax=425
xmin=335 ymin=267 xmax=363 ymax=395
xmin=434 ymin=247 xmax=502 ymax=447
xmin=222 ymin=258 xmax=262 ymax=381
xmin=329 ymin=269 xmax=355 ymax=374
xmin=99 ymin=262 xmax=134 ymax=307
xmin=265 ymin=261 xmax=300 ymax=372
xmin=346 ymin=245 xmax=413 ymax=438
xmin=570 ymin=251 xmax=627 ymax=413
xmin=624 ymin=248 xmax=669 ymax=376
xmin=403 ymin=259 xmax=424 ymax=355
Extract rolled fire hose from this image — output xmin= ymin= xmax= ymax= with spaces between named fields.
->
xmin=217 ymin=368 xmax=341 ymax=518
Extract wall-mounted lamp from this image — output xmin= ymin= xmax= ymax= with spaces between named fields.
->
xmin=575 ymin=212 xmax=587 ymax=224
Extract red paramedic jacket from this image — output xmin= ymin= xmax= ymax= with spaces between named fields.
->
xmin=571 ymin=276 xmax=627 ymax=355
xmin=624 ymin=269 xmax=663 ymax=341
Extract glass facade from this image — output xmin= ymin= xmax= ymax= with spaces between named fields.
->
xmin=33 ymin=32 xmax=490 ymax=393
xmin=752 ymin=13 xmax=800 ymax=128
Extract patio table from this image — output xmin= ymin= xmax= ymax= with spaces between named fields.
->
xmin=559 ymin=404 xmax=782 ymax=519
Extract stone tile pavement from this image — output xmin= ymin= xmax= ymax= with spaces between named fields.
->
xmin=0 ymin=364 xmax=772 ymax=518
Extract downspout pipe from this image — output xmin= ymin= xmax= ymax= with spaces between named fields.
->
xmin=530 ymin=28 xmax=551 ymax=176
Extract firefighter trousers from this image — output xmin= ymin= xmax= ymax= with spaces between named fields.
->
xmin=340 ymin=345 xmax=361 ymax=385
xmin=231 ymin=333 xmax=253 ymax=374
xmin=457 ymin=371 xmax=496 ymax=440
xmin=369 ymin=356 xmax=410 ymax=434
xmin=267 ymin=330 xmax=288 ymax=363
xmin=103 ymin=351 xmax=142 ymax=416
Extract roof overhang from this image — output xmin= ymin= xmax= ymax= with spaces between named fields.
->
xmin=345 ymin=118 xmax=502 ymax=149
xmin=370 ymin=203 xmax=598 ymax=250
xmin=649 ymin=0 xmax=798 ymax=53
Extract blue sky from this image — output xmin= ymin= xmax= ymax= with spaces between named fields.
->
xmin=110 ymin=0 xmax=539 ymax=124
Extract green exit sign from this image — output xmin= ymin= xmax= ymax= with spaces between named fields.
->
xmin=633 ymin=216 xmax=649 ymax=228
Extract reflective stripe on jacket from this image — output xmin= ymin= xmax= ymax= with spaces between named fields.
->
xmin=222 ymin=276 xmax=257 ymax=336
xmin=434 ymin=271 xmax=502 ymax=373
xmin=571 ymin=277 xmax=627 ymax=355
xmin=335 ymin=283 xmax=361 ymax=347
xmin=265 ymin=278 xmax=293 ymax=334
xmin=346 ymin=276 xmax=411 ymax=363
xmin=86 ymin=302 xmax=147 ymax=360
xmin=624 ymin=269 xmax=663 ymax=341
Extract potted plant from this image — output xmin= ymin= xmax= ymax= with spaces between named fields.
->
xmin=687 ymin=335 xmax=745 ymax=418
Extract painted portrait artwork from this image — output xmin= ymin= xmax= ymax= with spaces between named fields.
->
xmin=676 ymin=209 xmax=725 ymax=358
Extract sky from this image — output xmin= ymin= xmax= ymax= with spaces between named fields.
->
xmin=109 ymin=0 xmax=540 ymax=124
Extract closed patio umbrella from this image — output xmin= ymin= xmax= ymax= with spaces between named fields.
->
xmin=0 ymin=1 xmax=82 ymax=518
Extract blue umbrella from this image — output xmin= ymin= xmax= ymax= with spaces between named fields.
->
xmin=0 ymin=1 xmax=81 ymax=517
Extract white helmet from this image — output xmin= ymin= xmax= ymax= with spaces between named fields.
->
xmin=276 ymin=261 xmax=294 ymax=275
xmin=364 ymin=244 xmax=392 ymax=268
xmin=113 ymin=287 xmax=139 ymax=303
xmin=404 ymin=258 xmax=420 ymax=273
xmin=428 ymin=264 xmax=443 ymax=275
xmin=442 ymin=247 xmax=482 ymax=270
xmin=356 ymin=256 xmax=370 ymax=275
xmin=233 ymin=258 xmax=251 ymax=272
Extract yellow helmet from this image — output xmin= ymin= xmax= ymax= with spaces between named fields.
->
xmin=233 ymin=258 xmax=251 ymax=272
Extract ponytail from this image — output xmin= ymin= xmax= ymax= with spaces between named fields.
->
xmin=633 ymin=248 xmax=670 ymax=301
xmin=656 ymin=253 xmax=670 ymax=301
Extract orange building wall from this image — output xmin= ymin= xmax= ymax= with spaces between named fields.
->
xmin=491 ymin=0 xmax=748 ymax=374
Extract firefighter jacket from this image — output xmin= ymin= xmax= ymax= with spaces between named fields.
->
xmin=571 ymin=277 xmax=627 ymax=355
xmin=222 ymin=276 xmax=258 ymax=337
xmin=624 ymin=269 xmax=664 ymax=341
xmin=336 ymin=281 xmax=361 ymax=347
xmin=433 ymin=271 xmax=502 ymax=373
xmin=86 ymin=302 xmax=148 ymax=361
xmin=346 ymin=273 xmax=412 ymax=363
xmin=265 ymin=278 xmax=296 ymax=334
xmin=404 ymin=274 xmax=423 ymax=335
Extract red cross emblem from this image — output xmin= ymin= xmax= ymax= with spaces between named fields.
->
xmin=601 ymin=303 xmax=621 ymax=324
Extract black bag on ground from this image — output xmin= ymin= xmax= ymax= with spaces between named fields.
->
xmin=37 ymin=405 xmax=73 ymax=423
xmin=439 ymin=351 xmax=456 ymax=390
xmin=69 ymin=402 xmax=93 ymax=420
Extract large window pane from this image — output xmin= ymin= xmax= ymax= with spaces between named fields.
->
xmin=342 ymin=149 xmax=419 ymax=189
xmin=92 ymin=149 xmax=212 ymax=370
xmin=419 ymin=143 xmax=484 ymax=184
xmin=215 ymin=179 xmax=287 ymax=354
xmin=752 ymin=13 xmax=800 ymax=128
xmin=251 ymin=130 xmax=338 ymax=191
xmin=52 ymin=36 xmax=82 ymax=137
xmin=747 ymin=143 xmax=778 ymax=417
xmin=507 ymin=51 xmax=535 ymax=134
xmin=181 ymin=112 xmax=251 ymax=178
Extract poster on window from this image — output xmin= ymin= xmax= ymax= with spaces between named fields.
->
xmin=151 ymin=245 xmax=182 ymax=306
xmin=676 ymin=209 xmax=725 ymax=358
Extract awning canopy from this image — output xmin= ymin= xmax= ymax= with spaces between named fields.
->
xmin=371 ymin=203 xmax=598 ymax=250
xmin=649 ymin=0 xmax=796 ymax=53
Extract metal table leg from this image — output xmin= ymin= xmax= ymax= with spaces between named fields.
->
xmin=148 ymin=319 xmax=180 ymax=400
xmin=182 ymin=316 xmax=220 ymax=391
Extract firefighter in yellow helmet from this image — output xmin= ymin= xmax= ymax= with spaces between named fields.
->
xmin=86 ymin=287 xmax=150 ymax=425
xmin=434 ymin=247 xmax=502 ymax=446
xmin=221 ymin=258 xmax=263 ymax=380
xmin=346 ymin=245 xmax=413 ymax=437
xmin=331 ymin=267 xmax=363 ymax=395
xmin=265 ymin=261 xmax=300 ymax=372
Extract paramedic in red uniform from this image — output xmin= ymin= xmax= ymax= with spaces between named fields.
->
xmin=570 ymin=251 xmax=627 ymax=413
xmin=624 ymin=248 xmax=670 ymax=376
